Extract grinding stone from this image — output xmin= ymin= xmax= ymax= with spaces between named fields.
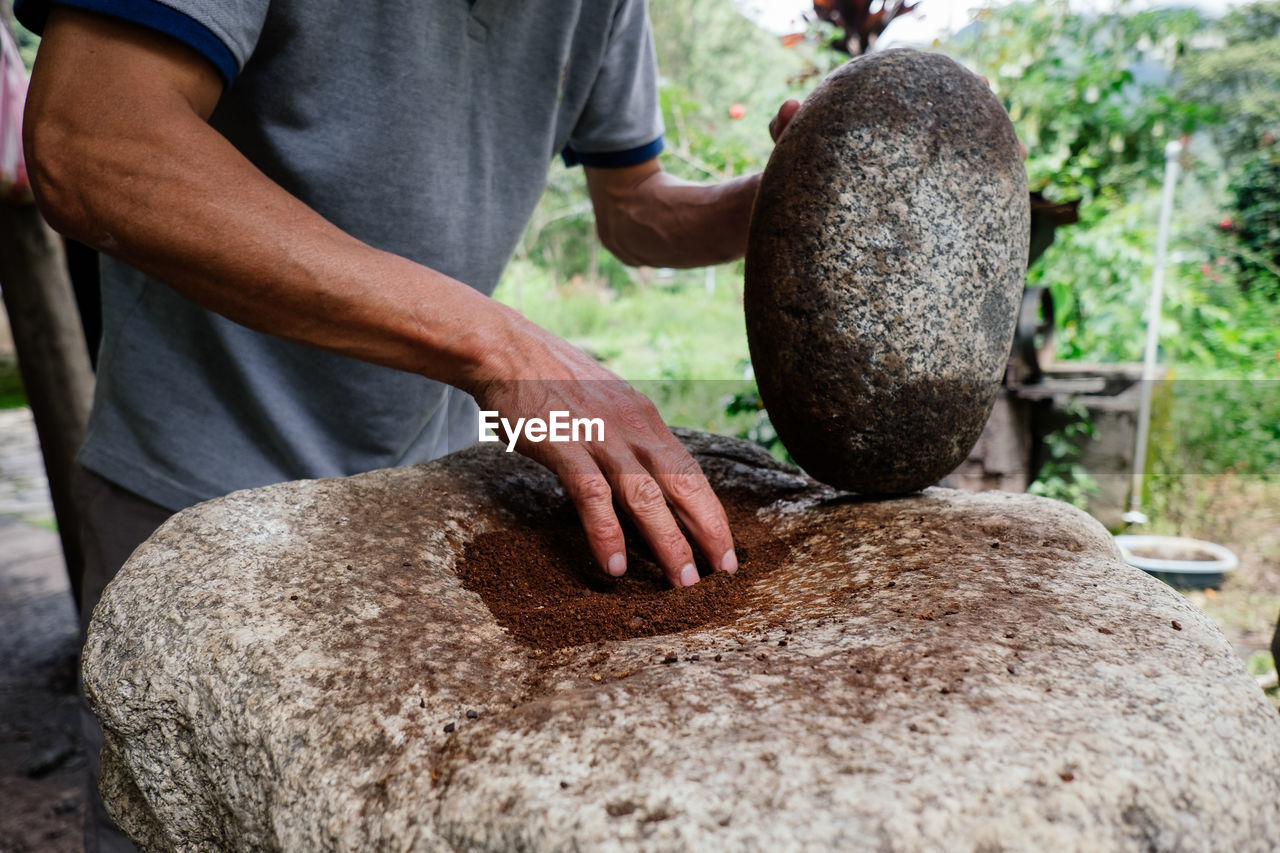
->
xmin=745 ymin=48 xmax=1029 ymax=494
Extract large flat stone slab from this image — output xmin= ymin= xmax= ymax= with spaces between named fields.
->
xmin=84 ymin=433 xmax=1280 ymax=851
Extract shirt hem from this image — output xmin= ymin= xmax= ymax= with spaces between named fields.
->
xmin=77 ymin=442 xmax=211 ymax=513
xmin=562 ymin=135 xmax=664 ymax=169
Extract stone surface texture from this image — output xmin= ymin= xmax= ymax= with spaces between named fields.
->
xmin=746 ymin=49 xmax=1030 ymax=493
xmin=85 ymin=433 xmax=1280 ymax=852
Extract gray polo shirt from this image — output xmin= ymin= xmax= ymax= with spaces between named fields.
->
xmin=18 ymin=0 xmax=664 ymax=510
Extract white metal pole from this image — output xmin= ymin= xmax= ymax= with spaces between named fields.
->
xmin=1124 ymin=139 xmax=1182 ymax=525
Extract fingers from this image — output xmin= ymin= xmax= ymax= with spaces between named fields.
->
xmin=654 ymin=455 xmax=737 ymax=578
xmin=533 ymin=410 xmax=734 ymax=588
xmin=478 ymin=372 xmax=735 ymax=589
xmin=555 ymin=439 xmax=735 ymax=588
xmin=614 ymin=465 xmax=699 ymax=588
xmin=612 ymin=396 xmax=736 ymax=585
xmin=769 ymin=99 xmax=801 ymax=143
xmin=560 ymin=468 xmax=628 ymax=577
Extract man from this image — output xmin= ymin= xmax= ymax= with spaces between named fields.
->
xmin=18 ymin=0 xmax=797 ymax=847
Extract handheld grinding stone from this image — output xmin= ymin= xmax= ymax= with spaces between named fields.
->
xmin=745 ymin=49 xmax=1029 ymax=494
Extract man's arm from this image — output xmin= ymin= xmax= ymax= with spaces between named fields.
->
xmin=25 ymin=8 xmax=497 ymax=389
xmin=25 ymin=7 xmax=737 ymax=588
xmin=584 ymin=101 xmax=799 ymax=268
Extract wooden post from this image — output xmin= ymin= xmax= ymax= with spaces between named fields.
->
xmin=0 ymin=204 xmax=94 ymax=607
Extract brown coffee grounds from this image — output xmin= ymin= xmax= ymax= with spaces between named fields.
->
xmin=455 ymin=489 xmax=797 ymax=649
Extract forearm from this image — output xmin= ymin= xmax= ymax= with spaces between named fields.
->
xmin=584 ymin=100 xmax=799 ymax=270
xmin=587 ymin=166 xmax=761 ymax=269
xmin=40 ymin=140 xmax=507 ymax=389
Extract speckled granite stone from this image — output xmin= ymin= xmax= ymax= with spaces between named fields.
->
xmin=84 ymin=433 xmax=1280 ymax=852
xmin=746 ymin=49 xmax=1029 ymax=493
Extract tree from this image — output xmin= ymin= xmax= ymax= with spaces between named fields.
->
xmin=1224 ymin=142 xmax=1280 ymax=287
xmin=1179 ymin=0 xmax=1280 ymax=160
xmin=1178 ymin=2 xmax=1280 ymax=286
xmin=811 ymin=0 xmax=918 ymax=56
xmin=944 ymin=1 xmax=1207 ymax=219
xmin=650 ymin=0 xmax=806 ymax=181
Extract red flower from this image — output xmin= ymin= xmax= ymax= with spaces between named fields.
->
xmin=728 ymin=104 xmax=746 ymax=120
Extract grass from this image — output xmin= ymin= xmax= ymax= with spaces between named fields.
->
xmin=1248 ymin=652 xmax=1280 ymax=711
xmin=493 ymin=260 xmax=763 ymax=436
xmin=495 ymin=259 xmax=752 ymax=380
xmin=24 ymin=516 xmax=58 ymax=533
xmin=0 ymin=355 xmax=26 ymax=410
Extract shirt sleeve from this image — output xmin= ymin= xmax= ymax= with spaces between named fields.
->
xmin=561 ymin=0 xmax=665 ymax=169
xmin=14 ymin=0 xmax=269 ymax=86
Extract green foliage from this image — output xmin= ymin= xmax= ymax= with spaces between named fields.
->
xmin=651 ymin=0 xmax=800 ymax=118
xmin=1227 ymin=145 xmax=1280 ymax=280
xmin=0 ymin=356 xmax=26 ymax=410
xmin=720 ymin=379 xmax=791 ymax=461
xmin=650 ymin=0 xmax=806 ymax=177
xmin=1030 ymin=198 xmax=1152 ymax=363
xmin=504 ymin=0 xmax=1278 ymax=524
xmin=947 ymin=0 xmax=1208 ymax=215
xmin=505 ymin=0 xmax=810 ymax=296
xmin=1179 ymin=2 xmax=1280 ymax=293
xmin=1029 ymin=173 xmax=1280 ymax=375
xmin=1149 ymin=379 xmax=1280 ymax=477
xmin=1141 ymin=377 xmax=1280 ymax=536
xmin=1246 ymin=651 xmax=1278 ymax=715
xmin=659 ymin=83 xmax=756 ymax=180
xmin=976 ymin=0 xmax=1280 ymax=380
xmin=1178 ymin=1 xmax=1280 ymax=160
xmin=1028 ymin=400 xmax=1100 ymax=509
xmin=11 ymin=17 xmax=38 ymax=71
xmin=1247 ymin=650 xmax=1277 ymax=679
xmin=1032 ymin=180 xmax=1280 ymax=504
xmin=940 ymin=2 xmax=1279 ymax=523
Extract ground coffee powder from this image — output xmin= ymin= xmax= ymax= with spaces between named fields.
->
xmin=456 ymin=489 xmax=801 ymax=649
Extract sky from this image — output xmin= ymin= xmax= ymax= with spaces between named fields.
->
xmin=734 ymin=0 xmax=1253 ymax=42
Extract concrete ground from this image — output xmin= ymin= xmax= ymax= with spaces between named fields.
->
xmin=0 ymin=407 xmax=84 ymax=853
